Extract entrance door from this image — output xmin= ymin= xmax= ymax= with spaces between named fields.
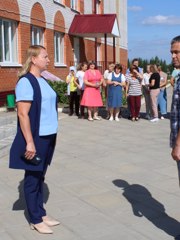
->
xmin=73 ymin=37 xmax=80 ymax=67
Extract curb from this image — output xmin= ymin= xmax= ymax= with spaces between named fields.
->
xmin=0 ymin=107 xmax=64 ymax=113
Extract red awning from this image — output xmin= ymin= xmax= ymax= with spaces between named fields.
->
xmin=69 ymin=14 xmax=120 ymax=38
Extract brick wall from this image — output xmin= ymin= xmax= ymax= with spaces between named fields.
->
xmin=31 ymin=2 xmax=46 ymax=27
xmin=0 ymin=0 xmax=20 ymax=21
xmin=120 ymin=48 xmax=128 ymax=71
xmin=0 ymin=0 xmax=127 ymax=105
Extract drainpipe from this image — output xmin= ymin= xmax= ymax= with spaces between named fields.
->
xmin=94 ymin=0 xmax=97 ymax=14
xmin=105 ymin=33 xmax=107 ymax=70
xmin=94 ymin=0 xmax=97 ymax=63
xmin=113 ymin=37 xmax=116 ymax=63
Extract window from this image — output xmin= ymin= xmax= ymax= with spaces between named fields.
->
xmin=96 ymin=0 xmax=100 ymax=14
xmin=97 ymin=43 xmax=102 ymax=65
xmin=71 ymin=0 xmax=78 ymax=10
xmin=31 ymin=26 xmax=44 ymax=45
xmin=0 ymin=18 xmax=18 ymax=63
xmin=54 ymin=31 xmax=64 ymax=65
xmin=54 ymin=0 xmax=63 ymax=4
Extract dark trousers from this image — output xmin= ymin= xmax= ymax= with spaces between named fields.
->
xmin=129 ymin=95 xmax=141 ymax=118
xmin=24 ymin=134 xmax=56 ymax=224
xmin=80 ymin=90 xmax=85 ymax=117
xmin=69 ymin=91 xmax=80 ymax=116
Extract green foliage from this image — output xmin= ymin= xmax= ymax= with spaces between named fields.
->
xmin=128 ymin=56 xmax=173 ymax=78
xmin=48 ymin=81 xmax=69 ymax=105
xmin=122 ymin=92 xmax=127 ymax=106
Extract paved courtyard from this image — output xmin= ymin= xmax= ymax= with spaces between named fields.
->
xmin=1 ymin=86 xmax=180 ymax=240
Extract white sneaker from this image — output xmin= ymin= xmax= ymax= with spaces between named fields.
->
xmin=160 ymin=116 xmax=165 ymax=120
xmin=150 ymin=118 xmax=159 ymax=122
xmin=115 ymin=117 xmax=120 ymax=122
xmin=109 ymin=116 xmax=113 ymax=121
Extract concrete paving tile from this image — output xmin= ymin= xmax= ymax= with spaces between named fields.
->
xmin=131 ymin=219 xmax=179 ymax=240
xmin=0 ymin=210 xmax=26 ymax=228
xmin=61 ymin=212 xmax=130 ymax=240
xmin=1 ymin=87 xmax=179 ymax=239
xmin=95 ymin=230 xmax=150 ymax=240
xmin=154 ymin=164 xmax=179 ymax=178
xmin=81 ymin=191 xmax=127 ymax=212
xmin=59 ymin=180 xmax=109 ymax=197
xmin=0 ymin=232 xmax=13 ymax=240
xmin=46 ymin=196 xmax=100 ymax=218
xmin=47 ymin=168 xmax=90 ymax=186
xmin=150 ymin=178 xmax=180 ymax=194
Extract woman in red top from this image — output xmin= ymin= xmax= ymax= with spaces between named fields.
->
xmin=81 ymin=61 xmax=103 ymax=121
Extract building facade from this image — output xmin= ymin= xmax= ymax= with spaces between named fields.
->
xmin=0 ymin=0 xmax=127 ymax=105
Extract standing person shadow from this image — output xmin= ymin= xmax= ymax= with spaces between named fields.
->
xmin=112 ymin=179 xmax=180 ymax=239
xmin=12 ymin=179 xmax=49 ymax=223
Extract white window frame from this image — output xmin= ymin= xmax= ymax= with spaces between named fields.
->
xmin=0 ymin=18 xmax=19 ymax=65
xmin=31 ymin=26 xmax=44 ymax=45
xmin=96 ymin=0 xmax=100 ymax=14
xmin=97 ymin=43 xmax=102 ymax=66
xmin=71 ymin=0 xmax=78 ymax=10
xmin=54 ymin=31 xmax=65 ymax=66
xmin=54 ymin=0 xmax=63 ymax=4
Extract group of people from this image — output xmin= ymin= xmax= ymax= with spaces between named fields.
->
xmin=66 ymin=61 xmax=103 ymax=121
xmin=8 ymin=35 xmax=180 ymax=236
xmin=66 ymin=58 xmax=169 ymax=123
xmin=142 ymin=63 xmax=168 ymax=122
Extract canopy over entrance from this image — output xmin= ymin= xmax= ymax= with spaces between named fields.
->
xmin=69 ymin=14 xmax=120 ymax=38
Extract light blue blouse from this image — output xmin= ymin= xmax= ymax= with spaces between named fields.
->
xmin=16 ymin=77 xmax=58 ymax=136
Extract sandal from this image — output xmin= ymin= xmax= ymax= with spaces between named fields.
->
xmin=93 ymin=117 xmax=101 ymax=120
xmin=88 ymin=118 xmax=94 ymax=121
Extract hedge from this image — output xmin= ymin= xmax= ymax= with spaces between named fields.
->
xmin=48 ymin=81 xmax=127 ymax=106
xmin=48 ymin=81 xmax=69 ymax=105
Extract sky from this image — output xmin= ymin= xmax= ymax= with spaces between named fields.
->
xmin=127 ymin=0 xmax=180 ymax=64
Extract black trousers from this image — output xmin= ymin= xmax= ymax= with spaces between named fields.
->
xmin=69 ymin=91 xmax=80 ymax=116
xmin=80 ymin=90 xmax=85 ymax=117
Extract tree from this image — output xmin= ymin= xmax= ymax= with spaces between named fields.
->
xmin=128 ymin=57 xmax=173 ymax=77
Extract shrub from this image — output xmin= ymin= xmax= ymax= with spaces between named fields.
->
xmin=48 ymin=81 xmax=69 ymax=105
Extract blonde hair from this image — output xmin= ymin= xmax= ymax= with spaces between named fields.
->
xmin=108 ymin=63 xmax=115 ymax=68
xmin=150 ymin=64 xmax=158 ymax=73
xmin=18 ymin=45 xmax=46 ymax=78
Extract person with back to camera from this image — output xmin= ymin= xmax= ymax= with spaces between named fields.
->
xmin=80 ymin=61 xmax=103 ymax=121
xmin=107 ymin=63 xmax=126 ymax=121
xmin=9 ymin=45 xmax=60 ymax=234
xmin=149 ymin=64 xmax=160 ymax=122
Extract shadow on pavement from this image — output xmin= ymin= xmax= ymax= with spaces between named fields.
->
xmin=12 ymin=179 xmax=50 ymax=223
xmin=112 ymin=179 xmax=180 ymax=239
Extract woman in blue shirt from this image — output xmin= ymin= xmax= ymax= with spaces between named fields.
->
xmin=9 ymin=45 xmax=59 ymax=234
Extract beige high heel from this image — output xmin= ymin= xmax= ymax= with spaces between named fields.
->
xmin=42 ymin=216 xmax=60 ymax=227
xmin=30 ymin=222 xmax=53 ymax=234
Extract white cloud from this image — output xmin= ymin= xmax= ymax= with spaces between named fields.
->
xmin=128 ymin=38 xmax=172 ymax=63
xmin=128 ymin=6 xmax=142 ymax=12
xmin=142 ymin=15 xmax=180 ymax=25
